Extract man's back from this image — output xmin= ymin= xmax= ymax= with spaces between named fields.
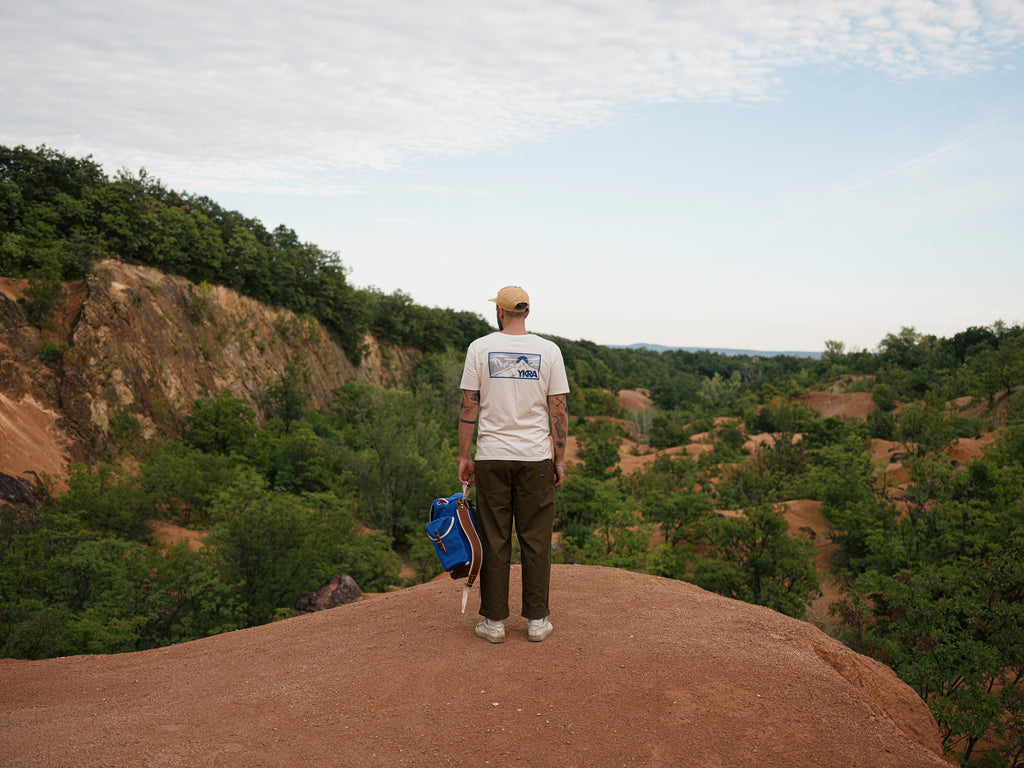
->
xmin=460 ymin=330 xmax=569 ymax=462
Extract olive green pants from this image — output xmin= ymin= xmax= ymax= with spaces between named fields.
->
xmin=474 ymin=459 xmax=556 ymax=621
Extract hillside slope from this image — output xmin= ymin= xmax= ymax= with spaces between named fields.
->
xmin=0 ymin=260 xmax=417 ymax=486
xmin=0 ymin=565 xmax=948 ymax=768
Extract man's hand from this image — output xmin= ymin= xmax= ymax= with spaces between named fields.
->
xmin=459 ymin=457 xmax=475 ymax=487
xmin=553 ymin=462 xmax=565 ymax=489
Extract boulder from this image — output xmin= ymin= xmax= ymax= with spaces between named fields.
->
xmin=292 ymin=574 xmax=362 ymax=614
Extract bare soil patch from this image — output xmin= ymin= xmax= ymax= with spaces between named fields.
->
xmin=149 ymin=520 xmax=207 ymax=551
xmin=0 ymin=393 xmax=70 ymax=491
xmin=798 ymin=391 xmax=877 ymax=420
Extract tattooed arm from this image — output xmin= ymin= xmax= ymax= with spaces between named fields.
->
xmin=547 ymin=392 xmax=569 ymax=488
xmin=458 ymin=389 xmax=480 ymax=486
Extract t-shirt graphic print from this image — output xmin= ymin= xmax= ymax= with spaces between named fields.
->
xmin=488 ymin=351 xmax=541 ymax=380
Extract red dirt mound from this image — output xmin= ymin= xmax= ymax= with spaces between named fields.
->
xmin=1 ymin=565 xmax=948 ymax=768
xmin=617 ymin=389 xmax=652 ymax=412
xmin=799 ymin=392 xmax=877 ymax=420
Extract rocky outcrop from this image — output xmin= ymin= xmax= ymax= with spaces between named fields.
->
xmin=292 ymin=574 xmax=363 ymax=614
xmin=0 ymin=260 xmax=419 ymax=486
xmin=0 ymin=471 xmax=36 ymax=508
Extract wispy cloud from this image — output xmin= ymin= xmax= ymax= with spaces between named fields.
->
xmin=828 ymin=135 xmax=977 ymax=201
xmin=757 ymin=132 xmax=981 ymax=236
xmin=2 ymin=0 xmax=1021 ymax=192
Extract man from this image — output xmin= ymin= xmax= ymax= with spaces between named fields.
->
xmin=459 ymin=285 xmax=570 ymax=644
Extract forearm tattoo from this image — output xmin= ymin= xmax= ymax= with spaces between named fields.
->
xmin=550 ymin=394 xmax=568 ymax=458
xmin=460 ymin=391 xmax=480 ymax=426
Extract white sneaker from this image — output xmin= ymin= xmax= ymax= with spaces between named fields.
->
xmin=476 ymin=619 xmax=505 ymax=644
xmin=527 ymin=617 xmax=553 ymax=642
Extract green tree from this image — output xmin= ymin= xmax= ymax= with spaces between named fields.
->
xmin=649 ymin=409 xmax=693 ymax=448
xmin=808 ymin=439 xmax=876 ymax=515
xmin=691 ymin=503 xmax=820 ymax=619
xmin=0 ymin=504 xmax=151 ymax=658
xmin=138 ymin=541 xmax=242 ymax=647
xmin=833 ymin=535 xmax=1024 ymax=766
xmin=706 ymin=420 xmax=747 ymax=464
xmin=1 ymin=505 xmax=88 ymax=658
xmin=409 ymin=348 xmax=468 ymax=439
xmin=572 ymin=387 xmax=622 ymax=419
xmin=261 ymin=424 xmax=337 ymax=495
xmin=829 ymin=446 xmax=1024 ymax=766
xmin=897 ymin=398 xmax=957 ymax=456
xmin=138 ymin=440 xmax=242 ymax=526
xmin=697 ymin=371 xmax=743 ymax=414
xmin=185 ymin=389 xmax=257 ymax=455
xmin=265 ymin=357 xmax=310 ymax=430
xmin=970 ymin=341 xmax=1024 ymax=403
xmin=331 ymin=380 xmax=451 ymax=544
xmin=554 ymin=474 xmax=628 ymax=545
xmin=561 ymin=507 xmax=656 ymax=572
xmin=23 ymin=251 xmax=64 ymax=322
xmin=626 ymin=453 xmax=715 ymax=564
xmin=55 ymin=463 xmax=147 ymax=540
xmin=575 ymin=418 xmax=625 ymax=480
xmin=206 ymin=471 xmax=325 ymax=625
xmin=297 ymin=491 xmax=402 ymax=592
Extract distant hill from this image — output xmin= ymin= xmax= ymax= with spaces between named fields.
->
xmin=613 ymin=343 xmax=822 ymax=359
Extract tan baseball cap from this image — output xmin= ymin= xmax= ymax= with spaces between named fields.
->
xmin=489 ymin=286 xmax=530 ymax=312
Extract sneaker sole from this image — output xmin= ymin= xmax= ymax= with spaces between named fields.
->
xmin=528 ymin=626 xmax=553 ymax=642
xmin=475 ymin=625 xmax=505 ymax=644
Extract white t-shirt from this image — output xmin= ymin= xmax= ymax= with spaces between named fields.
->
xmin=460 ymin=332 xmax=571 ymax=462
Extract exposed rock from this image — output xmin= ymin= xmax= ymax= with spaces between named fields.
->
xmin=0 ymin=471 xmax=36 ymax=508
xmin=0 ymin=260 xmax=420 ymax=483
xmin=292 ymin=574 xmax=363 ymax=614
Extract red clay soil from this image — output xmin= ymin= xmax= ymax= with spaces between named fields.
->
xmin=617 ymin=389 xmax=653 ymax=412
xmin=150 ymin=520 xmax=208 ymax=551
xmin=798 ymin=392 xmax=877 ymax=420
xmin=0 ymin=392 xmax=69 ymax=488
xmin=1 ymin=565 xmax=950 ymax=768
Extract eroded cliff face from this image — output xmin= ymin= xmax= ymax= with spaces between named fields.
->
xmin=0 ymin=260 xmax=418 ymax=488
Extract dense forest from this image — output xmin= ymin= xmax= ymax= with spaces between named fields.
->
xmin=2 ymin=145 xmax=1023 ymax=767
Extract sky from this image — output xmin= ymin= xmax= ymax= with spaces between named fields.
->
xmin=3 ymin=0 xmax=1023 ymax=353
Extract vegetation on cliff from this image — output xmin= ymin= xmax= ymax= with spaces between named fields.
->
xmin=2 ymin=144 xmax=1023 ymax=766
xmin=0 ymin=144 xmax=490 ymax=361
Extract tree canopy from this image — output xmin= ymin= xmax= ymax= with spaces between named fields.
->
xmin=1 ymin=144 xmax=490 ymax=360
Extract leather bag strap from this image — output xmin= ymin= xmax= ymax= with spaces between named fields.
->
xmin=457 ymin=483 xmax=482 ymax=613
